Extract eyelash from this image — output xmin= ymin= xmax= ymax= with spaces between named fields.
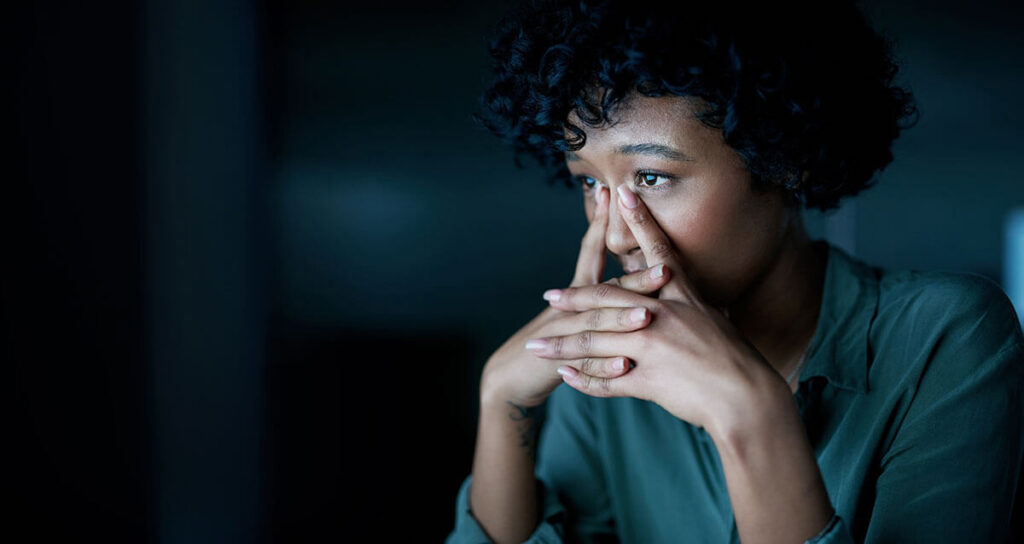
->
xmin=575 ymin=170 xmax=675 ymax=192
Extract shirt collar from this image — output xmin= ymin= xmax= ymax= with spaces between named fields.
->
xmin=799 ymin=241 xmax=879 ymax=394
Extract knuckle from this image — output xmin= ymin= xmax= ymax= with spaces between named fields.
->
xmin=586 ymin=309 xmax=602 ymax=330
xmin=579 ymin=357 xmax=594 ymax=374
xmin=629 ymin=209 xmax=648 ymax=226
xmin=561 ymin=287 xmax=576 ymax=304
xmin=598 ymin=376 xmax=612 ymax=394
xmin=575 ymin=330 xmax=593 ymax=355
xmin=616 ymin=307 xmax=633 ymax=327
xmin=650 ymin=240 xmax=675 ymax=259
xmin=552 ymin=335 xmax=565 ymax=357
xmin=594 ymin=282 xmax=613 ymax=300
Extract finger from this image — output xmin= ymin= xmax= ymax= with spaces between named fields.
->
xmin=603 ymin=263 xmax=671 ymax=295
xmin=545 ymin=306 xmax=651 ymax=337
xmin=570 ymin=185 xmax=610 ymax=287
xmin=555 ymin=356 xmax=633 ymax=380
xmin=557 ymin=364 xmax=635 ymax=398
xmin=543 ymin=282 xmax=658 ymax=312
xmin=525 ymin=330 xmax=638 ymax=360
xmin=615 ymin=184 xmax=701 ymax=303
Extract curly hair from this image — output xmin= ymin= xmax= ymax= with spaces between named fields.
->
xmin=473 ymin=0 xmax=918 ymax=211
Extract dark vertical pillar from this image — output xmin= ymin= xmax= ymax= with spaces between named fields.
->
xmin=143 ymin=1 xmax=267 ymax=541
xmin=3 ymin=2 xmax=148 ymax=541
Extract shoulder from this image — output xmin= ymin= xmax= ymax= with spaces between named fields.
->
xmin=878 ymin=267 xmax=1009 ymax=306
xmin=870 ymin=267 xmax=1024 ymax=388
xmin=876 ymin=268 xmax=1021 ymax=345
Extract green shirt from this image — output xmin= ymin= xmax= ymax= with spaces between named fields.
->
xmin=447 ymin=241 xmax=1024 ymax=543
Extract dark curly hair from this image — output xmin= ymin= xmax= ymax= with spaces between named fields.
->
xmin=474 ymin=0 xmax=918 ymax=211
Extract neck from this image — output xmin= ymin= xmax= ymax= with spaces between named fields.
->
xmin=725 ymin=212 xmax=826 ymax=386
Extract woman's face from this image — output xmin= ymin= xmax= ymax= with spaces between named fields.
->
xmin=566 ymin=93 xmax=796 ymax=307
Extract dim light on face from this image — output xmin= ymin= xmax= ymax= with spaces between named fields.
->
xmin=564 ymin=93 xmax=800 ymax=307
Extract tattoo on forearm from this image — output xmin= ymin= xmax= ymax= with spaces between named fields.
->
xmin=507 ymin=401 xmax=540 ymax=460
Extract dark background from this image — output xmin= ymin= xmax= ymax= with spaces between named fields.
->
xmin=3 ymin=0 xmax=1022 ymax=542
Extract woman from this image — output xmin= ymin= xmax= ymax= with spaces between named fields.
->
xmin=447 ymin=1 xmax=1024 ymax=542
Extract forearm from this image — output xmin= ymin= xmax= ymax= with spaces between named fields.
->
xmin=469 ymin=392 xmax=542 ymax=544
xmin=709 ymin=370 xmax=833 ymax=544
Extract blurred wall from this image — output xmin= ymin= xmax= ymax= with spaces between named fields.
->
xmin=852 ymin=0 xmax=1024 ymax=279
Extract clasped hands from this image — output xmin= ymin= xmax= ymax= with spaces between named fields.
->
xmin=527 ymin=184 xmax=773 ymax=432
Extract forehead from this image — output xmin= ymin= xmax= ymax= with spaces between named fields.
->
xmin=564 ymin=94 xmax=711 ymax=158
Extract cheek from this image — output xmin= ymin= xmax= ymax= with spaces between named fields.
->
xmin=644 ymin=195 xmax=718 ymax=254
xmin=644 ymin=188 xmax=778 ymax=303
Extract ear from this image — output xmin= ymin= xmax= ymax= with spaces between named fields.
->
xmin=777 ymin=170 xmax=808 ymax=209
xmin=785 ymin=169 xmax=809 ymax=189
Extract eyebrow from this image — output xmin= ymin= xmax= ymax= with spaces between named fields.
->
xmin=565 ymin=142 xmax=693 ymax=163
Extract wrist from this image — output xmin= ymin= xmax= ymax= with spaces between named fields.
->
xmin=706 ymin=364 xmax=794 ymax=456
xmin=476 ymin=381 xmax=546 ymax=464
xmin=479 ymin=363 xmax=551 ymax=412
xmin=479 ymin=383 xmax=542 ymax=421
xmin=479 ymin=372 xmax=519 ymax=413
xmin=704 ymin=364 xmax=833 ymax=544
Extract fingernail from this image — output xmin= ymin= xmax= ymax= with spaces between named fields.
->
xmin=557 ymin=365 xmax=578 ymax=379
xmin=650 ymin=264 xmax=664 ymax=278
xmin=526 ymin=339 xmax=547 ymax=351
xmin=617 ymin=185 xmax=638 ymax=209
xmin=629 ymin=307 xmax=647 ymax=323
xmin=543 ymin=289 xmax=562 ymax=302
xmin=614 ymin=358 xmax=626 ymax=371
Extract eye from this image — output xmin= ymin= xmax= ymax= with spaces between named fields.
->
xmin=575 ymin=175 xmax=599 ymax=191
xmin=635 ymin=171 xmax=672 ymax=189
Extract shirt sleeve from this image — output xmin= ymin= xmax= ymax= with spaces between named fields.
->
xmin=445 ymin=385 xmax=617 ymax=543
xmin=862 ymin=276 xmax=1024 ymax=542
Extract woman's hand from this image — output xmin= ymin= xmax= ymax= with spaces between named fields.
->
xmin=525 ymin=186 xmax=780 ymax=434
xmin=479 ymin=186 xmax=671 ymax=409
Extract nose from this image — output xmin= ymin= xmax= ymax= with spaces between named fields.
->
xmin=605 ymin=186 xmax=641 ymax=258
